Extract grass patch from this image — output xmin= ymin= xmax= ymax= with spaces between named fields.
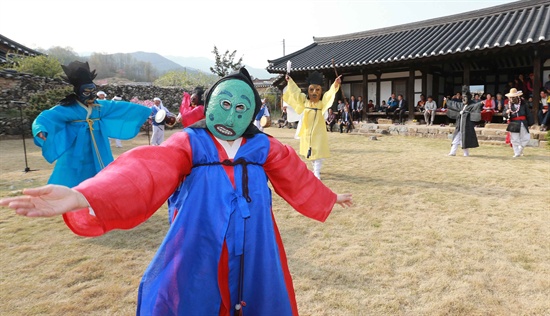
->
xmin=1 ymin=128 xmax=549 ymax=315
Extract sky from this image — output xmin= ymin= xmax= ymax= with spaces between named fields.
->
xmin=2 ymin=0 xmax=518 ymax=70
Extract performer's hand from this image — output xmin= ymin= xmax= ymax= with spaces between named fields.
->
xmin=37 ymin=132 xmax=46 ymax=141
xmin=0 ymin=185 xmax=89 ymax=217
xmin=335 ymin=75 xmax=342 ymax=89
xmin=336 ymin=193 xmax=353 ymax=208
xmin=285 ymin=74 xmax=291 ymax=82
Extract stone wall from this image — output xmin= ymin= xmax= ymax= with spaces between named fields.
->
xmin=0 ymin=69 xmax=186 ymax=136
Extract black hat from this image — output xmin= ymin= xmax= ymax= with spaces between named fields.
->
xmin=307 ymin=71 xmax=324 ymax=86
xmin=61 ymin=61 xmax=97 ymax=94
xmin=58 ymin=61 xmax=98 ymax=106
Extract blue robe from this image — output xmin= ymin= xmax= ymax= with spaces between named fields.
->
xmin=32 ymin=99 xmax=151 ymax=187
xmin=138 ymin=128 xmax=292 ymax=315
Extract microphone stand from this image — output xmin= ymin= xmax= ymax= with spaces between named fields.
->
xmin=11 ymin=101 xmax=37 ymax=173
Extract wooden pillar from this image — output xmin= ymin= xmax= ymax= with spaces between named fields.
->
xmin=532 ymin=49 xmax=541 ymax=124
xmin=408 ymin=68 xmax=415 ymax=119
xmin=421 ymin=68 xmax=428 ymax=97
xmin=463 ymin=61 xmax=471 ymax=87
xmin=363 ymin=69 xmax=368 ymax=105
xmin=376 ymin=72 xmax=381 ymax=108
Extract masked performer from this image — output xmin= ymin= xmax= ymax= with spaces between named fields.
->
xmin=32 ymin=61 xmax=151 ymax=187
xmin=283 ymin=72 xmax=341 ymax=179
xmin=177 ymin=87 xmax=205 ymax=127
xmin=444 ymin=86 xmax=485 ymax=157
xmin=2 ymin=68 xmax=352 ymax=316
xmin=504 ymin=88 xmax=534 ymax=157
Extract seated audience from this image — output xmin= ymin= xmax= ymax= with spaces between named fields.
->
xmin=326 ymin=108 xmax=336 ymax=132
xmin=423 ymin=95 xmax=437 ymax=126
xmin=480 ymin=93 xmax=495 ymax=125
xmin=339 ymin=107 xmax=352 ymax=133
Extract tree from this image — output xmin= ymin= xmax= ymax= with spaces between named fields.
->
xmin=6 ymin=54 xmax=63 ymax=78
xmin=43 ymin=46 xmax=81 ymax=66
xmin=209 ymin=46 xmax=243 ymax=77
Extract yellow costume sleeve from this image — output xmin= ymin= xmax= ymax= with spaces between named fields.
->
xmin=283 ymin=78 xmax=306 ymax=115
xmin=321 ymin=81 xmax=340 ymax=114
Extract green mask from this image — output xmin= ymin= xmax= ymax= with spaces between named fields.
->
xmin=206 ymin=79 xmax=255 ymax=140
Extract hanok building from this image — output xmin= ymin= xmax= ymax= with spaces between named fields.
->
xmin=267 ymin=0 xmax=550 ymax=123
xmin=0 ymin=34 xmax=43 ymax=64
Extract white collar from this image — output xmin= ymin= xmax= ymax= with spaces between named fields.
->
xmin=214 ymin=137 xmax=243 ymax=159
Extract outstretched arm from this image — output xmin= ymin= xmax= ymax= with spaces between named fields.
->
xmin=264 ymin=137 xmax=352 ymax=222
xmin=0 ymin=185 xmax=88 ymax=217
xmin=1 ymin=131 xmax=194 ymax=236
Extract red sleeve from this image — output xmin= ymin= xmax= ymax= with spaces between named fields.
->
xmin=63 ymin=132 xmax=193 ymax=236
xmin=181 ymin=105 xmax=205 ymax=127
xmin=264 ymin=137 xmax=337 ymax=222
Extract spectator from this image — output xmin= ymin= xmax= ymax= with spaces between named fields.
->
xmin=452 ymin=92 xmax=462 ymax=102
xmin=538 ymin=90 xmax=549 ymax=131
xmin=339 ymin=106 xmax=352 ymax=133
xmin=356 ymin=96 xmax=364 ymax=121
xmin=385 ymin=93 xmax=398 ymax=118
xmin=96 ymin=91 xmax=107 ymax=100
xmin=378 ymin=100 xmax=388 ymax=112
xmin=367 ymin=99 xmax=375 ymax=112
xmin=277 ymin=107 xmax=288 ymax=128
xmin=392 ymin=94 xmax=408 ymax=124
xmin=423 ymin=95 xmax=437 ymax=125
xmin=480 ymin=93 xmax=495 ymax=125
xmin=349 ymin=95 xmax=359 ymax=121
xmin=337 ymin=99 xmax=345 ymax=117
xmin=494 ymin=93 xmax=505 ymax=113
xmin=516 ymin=74 xmax=526 ymax=93
xmin=325 ymin=108 xmax=336 ymax=132
xmin=544 ymin=74 xmax=550 ymax=93
xmin=525 ymin=73 xmax=535 ymax=98
xmin=110 ymin=95 xmax=124 ymax=148
xmin=415 ymin=94 xmax=426 ymax=112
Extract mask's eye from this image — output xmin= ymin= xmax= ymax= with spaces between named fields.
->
xmin=82 ymin=89 xmax=94 ymax=97
xmin=235 ymin=104 xmax=246 ymax=112
xmin=221 ymin=100 xmax=231 ymax=110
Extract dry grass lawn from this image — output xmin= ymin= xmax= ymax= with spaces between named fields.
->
xmin=1 ymin=128 xmax=549 ymax=315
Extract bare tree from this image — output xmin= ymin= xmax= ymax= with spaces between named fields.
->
xmin=209 ymin=46 xmax=243 ymax=77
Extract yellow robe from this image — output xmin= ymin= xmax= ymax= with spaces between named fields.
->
xmin=283 ymin=78 xmax=339 ymax=160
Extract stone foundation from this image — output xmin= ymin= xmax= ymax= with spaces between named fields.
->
xmin=353 ymin=122 xmax=547 ymax=147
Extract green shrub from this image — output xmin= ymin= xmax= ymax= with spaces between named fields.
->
xmin=6 ymin=54 xmax=63 ymax=78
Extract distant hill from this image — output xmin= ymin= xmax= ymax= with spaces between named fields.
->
xmin=165 ymin=55 xmax=275 ymax=79
xmin=128 ymin=52 xmax=201 ymax=74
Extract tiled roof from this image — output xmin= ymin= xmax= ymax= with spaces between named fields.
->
xmin=267 ymin=0 xmax=550 ymax=73
xmin=0 ymin=34 xmax=43 ymax=60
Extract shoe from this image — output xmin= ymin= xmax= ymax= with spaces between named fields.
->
xmin=513 ymin=154 xmax=521 ymax=158
xmin=448 ymin=153 xmax=456 ymax=156
xmin=463 ymin=154 xmax=469 ymax=157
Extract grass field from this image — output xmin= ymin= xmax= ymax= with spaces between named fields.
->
xmin=1 ymin=128 xmax=549 ymax=315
